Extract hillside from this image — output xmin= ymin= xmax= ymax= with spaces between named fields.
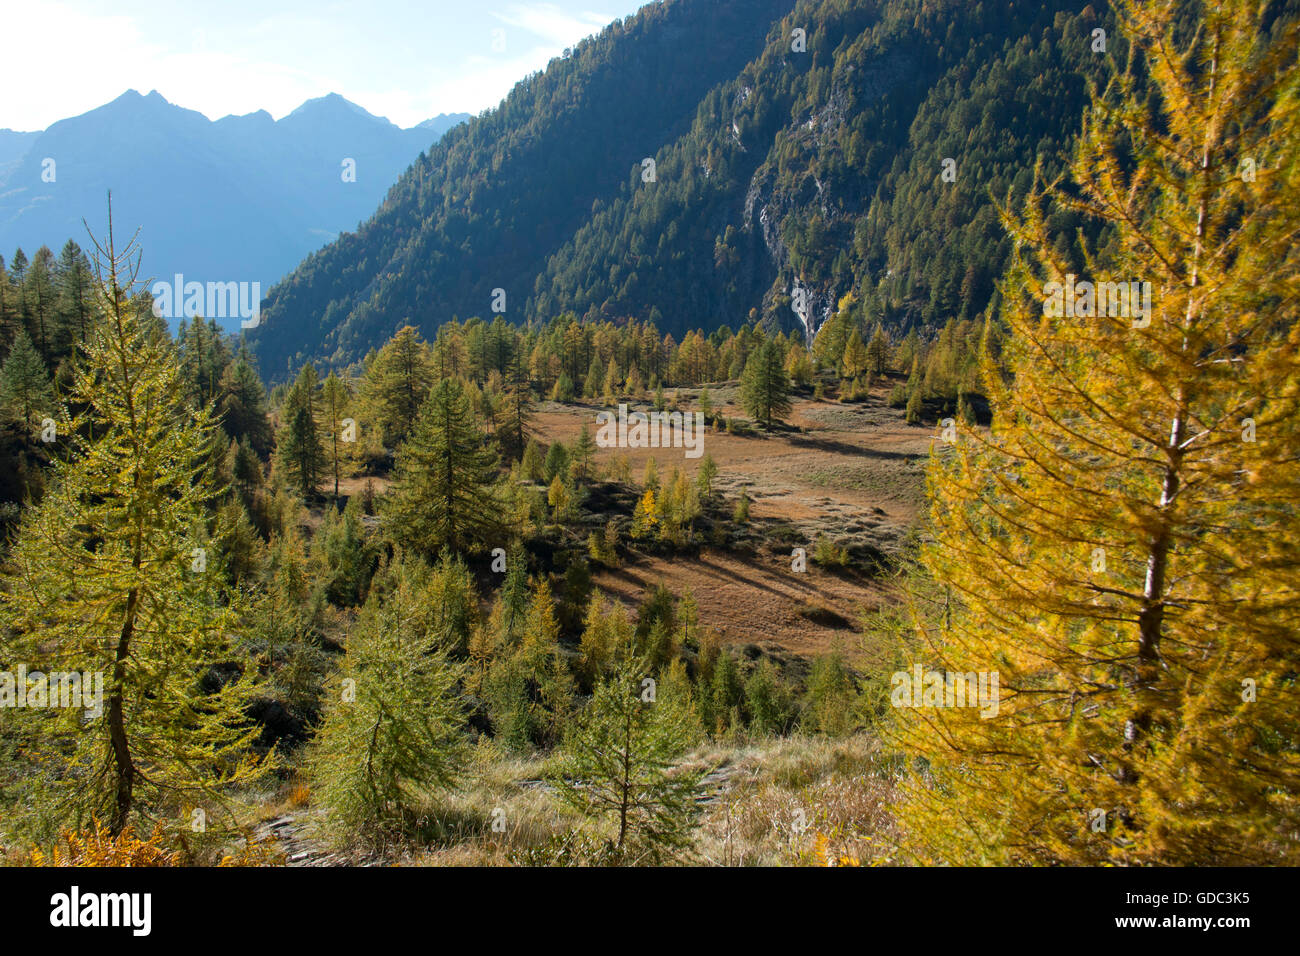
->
xmin=250 ymin=0 xmax=1114 ymax=377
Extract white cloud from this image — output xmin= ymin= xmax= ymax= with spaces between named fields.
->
xmin=491 ymin=2 xmax=611 ymax=47
xmin=1 ymin=0 xmax=625 ymax=131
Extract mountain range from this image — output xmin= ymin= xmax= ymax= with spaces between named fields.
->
xmin=0 ymin=92 xmax=469 ymax=328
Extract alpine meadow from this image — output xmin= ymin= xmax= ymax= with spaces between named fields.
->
xmin=0 ymin=0 xmax=1295 ymax=909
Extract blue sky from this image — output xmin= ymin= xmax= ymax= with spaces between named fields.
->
xmin=4 ymin=0 xmax=645 ymax=131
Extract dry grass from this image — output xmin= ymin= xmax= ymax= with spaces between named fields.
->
xmin=693 ymin=734 xmax=903 ymax=866
xmin=402 ymin=741 xmax=579 ymax=866
xmin=385 ymin=732 xmax=902 ymax=866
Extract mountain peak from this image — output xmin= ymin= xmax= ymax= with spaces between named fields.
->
xmin=284 ymin=93 xmax=391 ymax=127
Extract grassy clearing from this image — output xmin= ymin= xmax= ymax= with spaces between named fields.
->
xmin=273 ymin=732 xmax=900 ymax=867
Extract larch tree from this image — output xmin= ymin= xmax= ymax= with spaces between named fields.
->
xmin=571 ymin=423 xmax=597 ymax=483
xmin=896 ymin=0 xmax=1300 ymax=865
xmin=0 ymin=212 xmax=268 ymax=841
xmin=549 ymin=660 xmax=704 ymax=863
xmin=217 ymin=353 xmax=273 ymax=455
xmin=24 ymin=246 xmax=56 ymax=365
xmin=866 ymin=323 xmax=889 ymax=375
xmin=320 ymin=371 xmax=352 ymax=502
xmin=55 ymin=240 xmax=95 ymax=354
xmin=306 ymin=554 xmax=468 ymax=839
xmin=497 ymin=346 xmax=532 ymax=463
xmin=841 ymin=327 xmax=870 ymax=380
xmin=8 ymin=248 xmax=29 ymax=326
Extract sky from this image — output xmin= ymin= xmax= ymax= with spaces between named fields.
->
xmin=3 ymin=0 xmax=644 ymax=131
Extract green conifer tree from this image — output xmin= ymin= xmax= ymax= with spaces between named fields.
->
xmin=550 ymin=661 xmax=704 ymax=862
xmin=739 ymin=338 xmax=792 ymax=427
xmin=384 ymin=378 xmax=501 ymax=557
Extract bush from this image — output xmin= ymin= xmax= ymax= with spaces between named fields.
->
xmin=803 ymin=652 xmax=860 ymax=737
xmin=812 ymin=534 xmax=850 ymax=568
xmin=29 ymin=821 xmax=180 ymax=867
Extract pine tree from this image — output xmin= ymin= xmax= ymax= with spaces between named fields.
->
xmin=571 ymin=423 xmax=598 ymax=483
xmin=0 ymin=329 xmax=56 ymax=428
xmin=278 ymin=363 xmax=324 ymax=499
xmin=739 ymin=338 xmax=791 ymax=427
xmin=897 ymin=0 xmax=1300 ymax=865
xmin=384 ymin=377 xmax=501 ymax=557
xmin=549 ymin=661 xmax=704 ymax=862
xmin=0 ymin=216 xmax=268 ymax=839
xmin=218 ymin=354 xmax=273 ymax=454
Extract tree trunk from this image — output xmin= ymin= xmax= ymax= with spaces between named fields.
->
xmin=109 ymin=586 xmax=139 ymax=834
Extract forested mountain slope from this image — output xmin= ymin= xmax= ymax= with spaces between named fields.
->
xmin=251 ymin=0 xmax=1115 ymax=376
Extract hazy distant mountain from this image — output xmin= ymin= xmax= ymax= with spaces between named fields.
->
xmin=0 ymin=130 xmax=40 ymax=182
xmin=416 ymin=113 xmax=474 ymax=138
xmin=0 ymin=91 xmax=466 ymax=329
